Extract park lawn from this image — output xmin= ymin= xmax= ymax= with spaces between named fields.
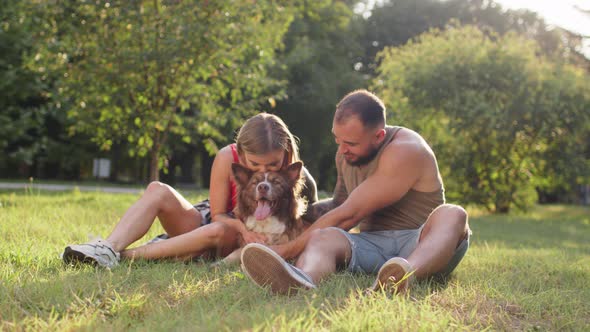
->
xmin=0 ymin=189 xmax=588 ymax=331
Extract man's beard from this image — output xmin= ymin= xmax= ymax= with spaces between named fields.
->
xmin=346 ymin=146 xmax=380 ymax=166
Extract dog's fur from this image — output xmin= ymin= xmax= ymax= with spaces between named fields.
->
xmin=219 ymin=161 xmax=307 ymax=264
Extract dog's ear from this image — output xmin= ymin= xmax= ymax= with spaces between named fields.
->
xmin=232 ymin=163 xmax=253 ymax=187
xmin=284 ymin=161 xmax=303 ymax=184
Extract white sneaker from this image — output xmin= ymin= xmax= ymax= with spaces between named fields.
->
xmin=240 ymin=243 xmax=316 ymax=295
xmin=62 ymin=237 xmax=120 ymax=268
xmin=370 ymin=257 xmax=415 ymax=294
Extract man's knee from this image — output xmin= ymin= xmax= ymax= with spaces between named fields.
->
xmin=298 ymin=228 xmax=351 ymax=269
xmin=308 ymin=228 xmax=340 ymax=246
xmin=424 ymin=204 xmax=469 ymax=240
xmin=305 ymin=228 xmax=350 ymax=257
xmin=433 ymin=204 xmax=467 ymax=226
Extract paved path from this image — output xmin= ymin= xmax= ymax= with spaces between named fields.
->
xmin=0 ymin=182 xmax=144 ymax=194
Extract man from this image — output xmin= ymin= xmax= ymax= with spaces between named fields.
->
xmin=240 ymin=89 xmax=471 ymax=295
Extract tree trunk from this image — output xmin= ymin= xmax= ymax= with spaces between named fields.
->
xmin=149 ymin=148 xmax=160 ymax=182
xmin=494 ymin=196 xmax=511 ymax=214
xmin=200 ymin=148 xmax=214 ymax=189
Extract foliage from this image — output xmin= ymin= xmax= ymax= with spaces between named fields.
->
xmin=276 ymin=0 xmax=364 ymax=190
xmin=2 ymin=0 xmax=589 ymax=207
xmin=359 ymin=0 xmax=588 ymax=74
xmin=33 ymin=0 xmax=295 ymax=181
xmin=374 ymin=25 xmax=590 ymax=212
xmin=0 ymin=1 xmax=41 ymax=167
xmin=534 ymin=73 xmax=590 ymax=202
xmin=0 ymin=1 xmax=97 ymax=179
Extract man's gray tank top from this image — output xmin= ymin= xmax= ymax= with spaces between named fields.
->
xmin=336 ymin=126 xmax=445 ymax=231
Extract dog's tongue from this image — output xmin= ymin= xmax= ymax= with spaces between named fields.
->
xmin=254 ymin=201 xmax=271 ymax=220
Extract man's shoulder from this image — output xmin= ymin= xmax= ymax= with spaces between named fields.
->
xmin=380 ymin=127 xmax=441 ymax=192
xmin=383 ymin=127 xmax=430 ymax=158
xmin=387 ymin=126 xmax=423 ymax=141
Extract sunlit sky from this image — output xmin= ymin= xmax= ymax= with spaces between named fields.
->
xmin=494 ymin=0 xmax=590 ymax=56
xmin=359 ymin=0 xmax=590 ymax=57
xmin=494 ymin=0 xmax=589 ymax=37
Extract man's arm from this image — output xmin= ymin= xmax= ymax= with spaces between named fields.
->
xmin=274 ymin=142 xmax=426 ymax=259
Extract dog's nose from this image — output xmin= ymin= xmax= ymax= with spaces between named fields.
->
xmin=257 ymin=183 xmax=269 ymax=193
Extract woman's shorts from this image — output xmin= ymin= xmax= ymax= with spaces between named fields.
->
xmin=146 ymin=199 xmax=231 ymax=244
xmin=193 ymin=199 xmax=235 ymax=225
xmin=334 ymin=224 xmax=471 ymax=278
xmin=193 ymin=199 xmax=212 ymax=225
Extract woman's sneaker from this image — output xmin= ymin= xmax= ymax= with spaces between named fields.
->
xmin=62 ymin=237 xmax=120 ymax=268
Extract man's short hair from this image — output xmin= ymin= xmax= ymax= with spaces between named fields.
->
xmin=335 ymin=89 xmax=386 ymax=129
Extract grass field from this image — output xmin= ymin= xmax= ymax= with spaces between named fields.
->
xmin=1 ymin=189 xmax=589 ymax=331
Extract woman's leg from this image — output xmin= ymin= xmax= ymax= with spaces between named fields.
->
xmin=106 ymin=181 xmax=202 ymax=252
xmin=121 ymin=221 xmax=241 ymax=260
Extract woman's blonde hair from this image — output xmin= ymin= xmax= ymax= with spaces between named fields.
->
xmin=236 ymin=113 xmax=300 ymax=164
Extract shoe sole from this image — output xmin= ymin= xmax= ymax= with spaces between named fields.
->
xmin=371 ymin=257 xmax=413 ymax=294
xmin=62 ymin=246 xmax=99 ymax=266
xmin=240 ymin=244 xmax=312 ymax=295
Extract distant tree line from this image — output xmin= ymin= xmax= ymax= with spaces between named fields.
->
xmin=1 ymin=0 xmax=588 ymax=212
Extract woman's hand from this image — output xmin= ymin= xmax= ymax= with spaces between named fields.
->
xmin=215 ymin=216 xmax=266 ymax=244
xmin=215 ymin=215 xmax=267 ymax=245
xmin=241 ymin=230 xmax=267 ymax=245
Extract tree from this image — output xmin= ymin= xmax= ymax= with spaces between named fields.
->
xmin=534 ymin=67 xmax=590 ymax=203
xmin=1 ymin=1 xmax=97 ymax=179
xmin=374 ymin=25 xmax=590 ymax=212
xmin=359 ymin=0 xmax=589 ymax=74
xmin=275 ymin=0 xmax=364 ymax=190
xmin=35 ymin=0 xmax=295 ymax=181
xmin=0 ymin=1 xmax=44 ymax=174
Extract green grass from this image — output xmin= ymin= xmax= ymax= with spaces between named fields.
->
xmin=0 ymin=178 xmax=146 ymax=187
xmin=1 ymin=190 xmax=589 ymax=331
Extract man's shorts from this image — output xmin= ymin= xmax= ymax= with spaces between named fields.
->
xmin=333 ymin=224 xmax=470 ymax=278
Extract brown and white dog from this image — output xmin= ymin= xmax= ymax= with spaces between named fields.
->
xmin=220 ymin=161 xmax=307 ymax=264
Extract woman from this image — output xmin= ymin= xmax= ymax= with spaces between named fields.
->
xmin=62 ymin=113 xmax=318 ymax=268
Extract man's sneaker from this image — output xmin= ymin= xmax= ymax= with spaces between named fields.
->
xmin=370 ymin=257 xmax=415 ymax=294
xmin=240 ymin=243 xmax=316 ymax=295
xmin=62 ymin=237 xmax=120 ymax=268
xmin=146 ymin=233 xmax=169 ymax=245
